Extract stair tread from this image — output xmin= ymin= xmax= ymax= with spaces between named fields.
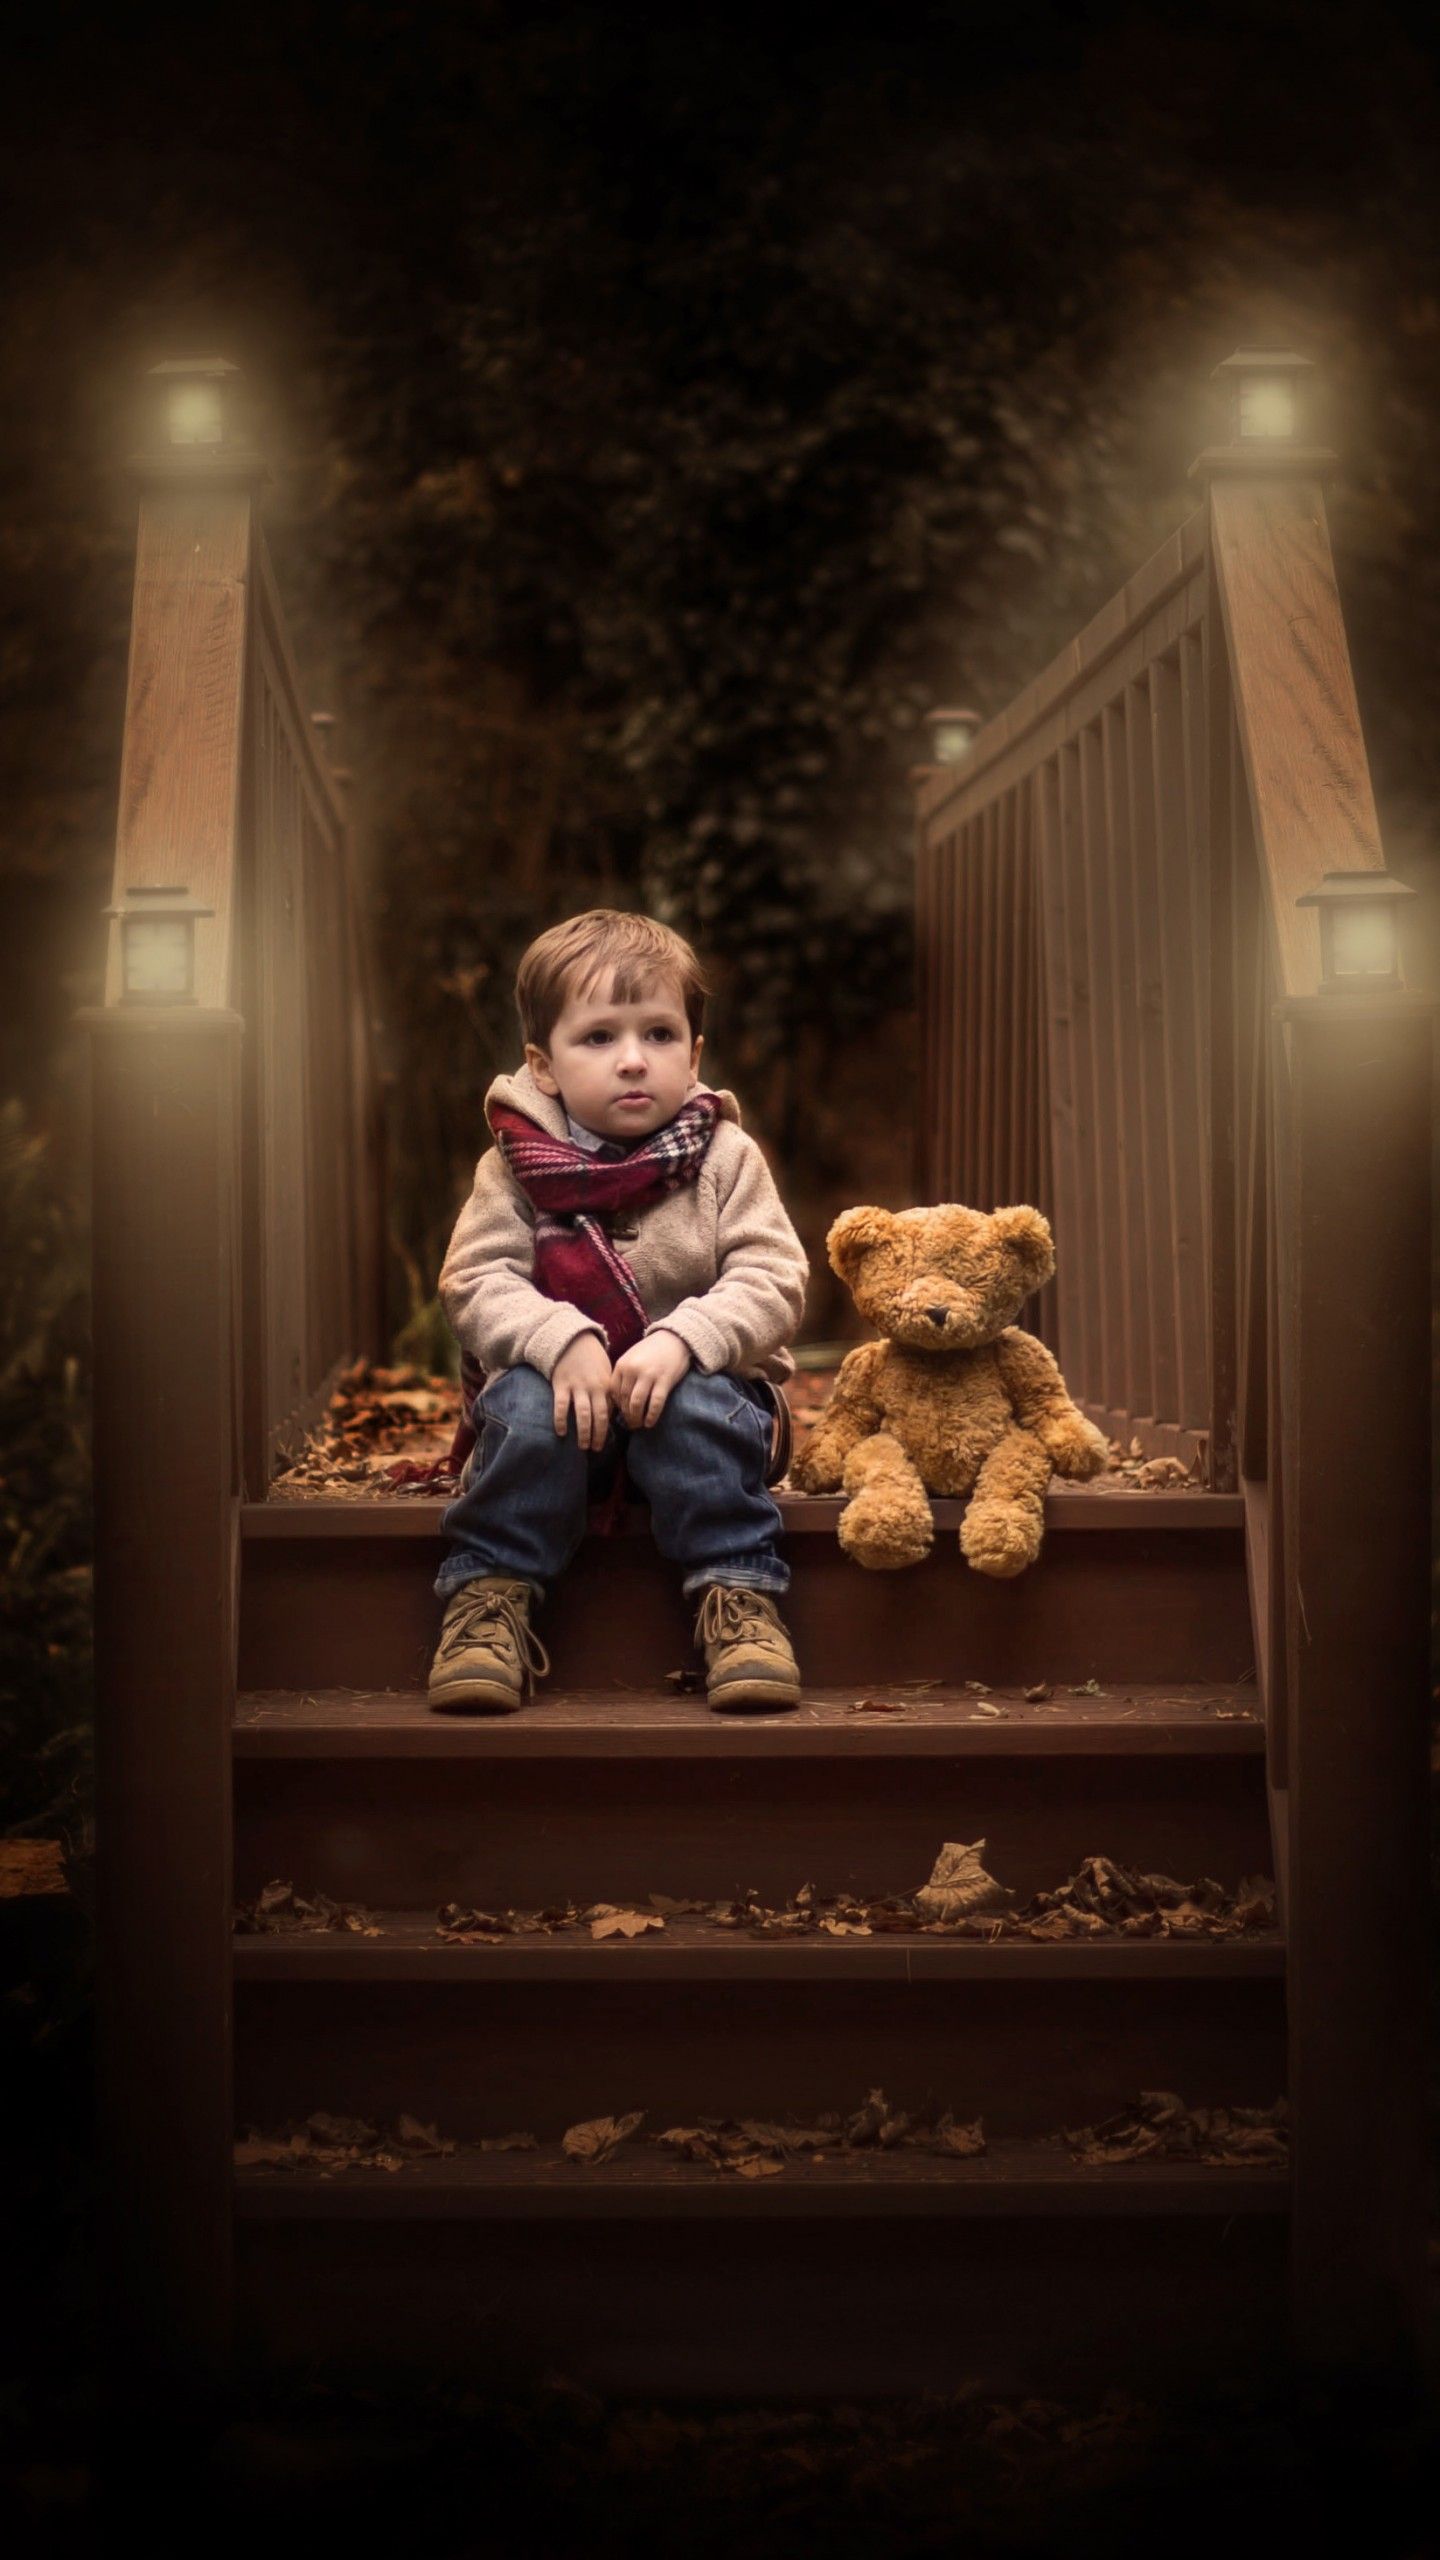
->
xmin=235 ymin=1681 xmax=1263 ymax=1757
xmin=242 ymin=1486 xmax=1245 ymax=1540
xmin=234 ymin=2137 xmax=1288 ymax=2220
xmin=233 ymin=1915 xmax=1285 ymax=1981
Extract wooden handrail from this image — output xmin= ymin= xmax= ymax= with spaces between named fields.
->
xmin=915 ymin=350 xmax=1434 ymax=2375
xmin=87 ymin=359 xmax=387 ymax=2384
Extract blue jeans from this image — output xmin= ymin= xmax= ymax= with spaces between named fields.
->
xmin=434 ymin=1362 xmax=789 ymax=1603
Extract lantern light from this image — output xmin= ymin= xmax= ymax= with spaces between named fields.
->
xmin=1212 ymin=349 xmax=1313 ymax=448
xmin=1296 ymin=868 xmax=1415 ymax=994
xmin=138 ymin=358 xmax=261 ymax=476
xmin=105 ymin=884 xmax=214 ymax=1005
xmin=925 ymin=706 xmax=983 ymax=767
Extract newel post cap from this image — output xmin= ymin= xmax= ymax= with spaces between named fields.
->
xmin=130 ymin=355 xmax=269 ymax=487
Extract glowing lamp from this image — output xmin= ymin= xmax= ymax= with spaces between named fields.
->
xmin=1213 ymin=350 xmax=1313 ymax=447
xmin=1296 ymin=869 xmax=1415 ymax=994
xmin=926 ymin=706 xmax=982 ymax=767
xmin=106 ymin=884 xmax=214 ymax=1005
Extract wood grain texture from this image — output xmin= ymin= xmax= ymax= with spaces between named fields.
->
xmin=1209 ymin=475 xmax=1385 ymax=1001
xmin=107 ymin=490 xmax=255 ymax=1007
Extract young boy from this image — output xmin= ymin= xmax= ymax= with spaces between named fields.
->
xmin=428 ymin=909 xmax=809 ymax=1715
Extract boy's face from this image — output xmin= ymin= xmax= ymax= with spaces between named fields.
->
xmin=526 ymin=970 xmax=703 ymax=1143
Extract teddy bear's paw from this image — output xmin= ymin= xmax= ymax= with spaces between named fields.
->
xmin=788 ymin=1444 xmax=841 ymax=1495
xmin=838 ymin=1492 xmax=934 ymax=1572
xmin=960 ymin=1500 xmax=1043 ymax=1579
xmin=1040 ymin=1414 xmax=1110 ymax=1480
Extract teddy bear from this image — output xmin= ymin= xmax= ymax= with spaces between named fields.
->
xmin=789 ymin=1203 xmax=1109 ymax=1574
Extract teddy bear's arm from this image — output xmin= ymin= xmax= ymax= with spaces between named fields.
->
xmin=994 ymin=1328 xmax=1109 ymax=1479
xmin=788 ymin=1341 xmax=888 ymax=1492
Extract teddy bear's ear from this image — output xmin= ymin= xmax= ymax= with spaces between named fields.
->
xmin=991 ymin=1205 xmax=1055 ymax=1297
xmin=827 ymin=1205 xmax=900 ymax=1280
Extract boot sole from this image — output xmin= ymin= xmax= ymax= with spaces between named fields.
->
xmin=707 ymin=1679 xmax=802 ymax=1715
xmin=427 ymin=1677 xmax=525 ymax=1715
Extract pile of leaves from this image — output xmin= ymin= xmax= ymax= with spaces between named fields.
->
xmin=430 ymin=1848 xmax=1276 ymax=1946
xmin=237 ymin=2090 xmax=986 ymax=2182
xmin=235 ymin=1879 xmax=381 ymax=1937
xmin=234 ymin=2110 xmax=536 ymax=2173
xmin=269 ymin=1361 xmax=462 ymax=1497
xmin=238 ymin=2085 xmax=1291 ymax=2184
xmin=1063 ymin=2091 xmax=1289 ymax=2168
xmin=1103 ymin=1437 xmax=1202 ymax=1490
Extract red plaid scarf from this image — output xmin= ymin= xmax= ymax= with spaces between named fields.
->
xmin=445 ymin=1092 xmax=720 ymax=1469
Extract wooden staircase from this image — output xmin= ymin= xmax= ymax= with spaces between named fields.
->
xmin=228 ymin=1484 xmax=1288 ymax=2397
xmin=87 ymin=349 xmax=1431 ymax=2407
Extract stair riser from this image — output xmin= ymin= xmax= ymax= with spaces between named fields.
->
xmin=235 ymin=1754 xmax=1272 ymax=1907
xmin=235 ymin=1976 xmax=1285 ymax=2139
xmin=237 ymin=2215 xmax=1287 ymax=2398
xmin=239 ymin=1529 xmax=1252 ymax=1691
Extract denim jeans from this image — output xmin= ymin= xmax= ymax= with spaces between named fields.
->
xmin=433 ymin=1361 xmax=789 ymax=1603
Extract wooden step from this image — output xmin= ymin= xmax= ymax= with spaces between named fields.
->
xmin=234 ymin=1955 xmax=1284 ymax=2140
xmin=234 ymin=1914 xmax=1286 ymax=1984
xmin=235 ymin=2158 xmax=1288 ymax=2397
xmin=234 ymin=1683 xmax=1271 ymax=1907
xmin=238 ymin=1489 xmax=1252 ymax=1690
xmin=235 ymin=2138 xmax=1288 ymax=2219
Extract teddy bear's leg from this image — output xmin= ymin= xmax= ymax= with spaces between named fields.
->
xmin=960 ymin=1428 xmax=1052 ymax=1579
xmin=837 ymin=1433 xmax=935 ymax=1571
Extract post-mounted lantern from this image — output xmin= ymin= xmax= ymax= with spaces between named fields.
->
xmin=1214 ymin=349 xmax=1314 ymax=446
xmin=106 ymin=884 xmax=214 ymax=1005
xmin=925 ymin=706 xmax=982 ymax=767
xmin=1296 ymin=868 xmax=1416 ymax=994
xmin=133 ymin=358 xmax=263 ymax=484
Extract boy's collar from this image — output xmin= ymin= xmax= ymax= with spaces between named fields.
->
xmin=484 ymin=1061 xmax=742 ymax=1141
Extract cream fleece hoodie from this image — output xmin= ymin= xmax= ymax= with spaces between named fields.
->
xmin=439 ymin=1065 xmax=808 ymax=1386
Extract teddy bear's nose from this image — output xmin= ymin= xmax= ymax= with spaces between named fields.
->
xmin=925 ymin=1306 xmax=949 ymax=1328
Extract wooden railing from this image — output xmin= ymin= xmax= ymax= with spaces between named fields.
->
xmin=86 ymin=361 xmax=386 ymax=2383
xmin=916 ymin=355 xmax=1433 ymax=2373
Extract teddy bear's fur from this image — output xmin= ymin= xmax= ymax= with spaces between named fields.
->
xmin=789 ymin=1202 xmax=1109 ymax=1574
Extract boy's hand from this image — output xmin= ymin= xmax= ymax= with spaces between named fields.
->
xmin=610 ymin=1330 xmax=692 ymax=1428
xmin=551 ymin=1333 xmax=614 ymax=1450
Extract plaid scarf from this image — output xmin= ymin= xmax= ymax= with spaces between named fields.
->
xmin=446 ymin=1092 xmax=720 ymax=1468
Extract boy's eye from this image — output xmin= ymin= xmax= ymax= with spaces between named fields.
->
xmin=582 ymin=1029 xmax=614 ymax=1045
xmin=647 ymin=1026 xmax=677 ymax=1043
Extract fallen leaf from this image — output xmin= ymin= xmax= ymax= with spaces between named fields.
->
xmin=664 ymin=1668 xmax=704 ymax=1694
xmin=923 ymin=2115 xmax=987 ymax=2158
xmin=590 ymin=1907 xmax=665 ymax=1940
xmin=563 ymin=2111 xmax=645 ymax=2163
xmin=964 ymin=1680 xmax=990 ymax=1694
xmin=913 ymin=1840 xmax=1011 ymax=1922
xmin=1023 ymin=1682 xmax=1052 ymax=1703
xmin=1069 ymin=1679 xmax=1106 ymax=1697
xmin=846 ymin=1696 xmax=909 ymax=1715
xmin=821 ymin=1917 xmax=873 ymax=1936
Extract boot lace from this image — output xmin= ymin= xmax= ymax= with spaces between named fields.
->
xmin=438 ymin=1584 xmax=551 ymax=1694
xmin=695 ymin=1586 xmax=776 ymax=1648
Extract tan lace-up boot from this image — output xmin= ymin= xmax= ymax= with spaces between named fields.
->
xmin=428 ymin=1576 xmax=550 ymax=1714
xmin=694 ymin=1586 xmax=801 ymax=1713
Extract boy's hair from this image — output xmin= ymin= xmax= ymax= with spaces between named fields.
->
xmin=516 ymin=910 xmax=708 ymax=1050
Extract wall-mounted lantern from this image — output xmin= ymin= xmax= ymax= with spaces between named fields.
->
xmin=1296 ymin=868 xmax=1415 ymax=994
xmin=105 ymin=884 xmax=214 ymax=1005
xmin=925 ymin=706 xmax=983 ymax=767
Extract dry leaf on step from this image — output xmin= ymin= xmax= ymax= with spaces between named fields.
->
xmin=589 ymin=1905 xmax=665 ymax=1940
xmin=923 ymin=2115 xmax=987 ymax=2158
xmin=913 ymin=1840 xmax=1011 ymax=1922
xmin=1023 ymin=1682 xmax=1052 ymax=1703
xmin=562 ymin=2111 xmax=645 ymax=2163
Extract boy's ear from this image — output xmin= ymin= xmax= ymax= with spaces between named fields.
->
xmin=688 ymin=1032 xmax=704 ymax=1087
xmin=827 ymin=1204 xmax=900 ymax=1281
xmin=525 ymin=1042 xmax=560 ymax=1097
xmin=991 ymin=1205 xmax=1055 ymax=1296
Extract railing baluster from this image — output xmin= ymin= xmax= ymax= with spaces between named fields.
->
xmin=1102 ymin=697 xmax=1152 ymax=1421
xmin=1078 ymin=722 xmax=1125 ymax=1416
xmin=1124 ymin=675 xmax=1177 ymax=1423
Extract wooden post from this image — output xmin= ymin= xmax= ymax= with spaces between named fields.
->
xmin=87 ymin=1004 xmax=243 ymax=2391
xmin=1277 ymin=990 xmax=1433 ymax=2375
